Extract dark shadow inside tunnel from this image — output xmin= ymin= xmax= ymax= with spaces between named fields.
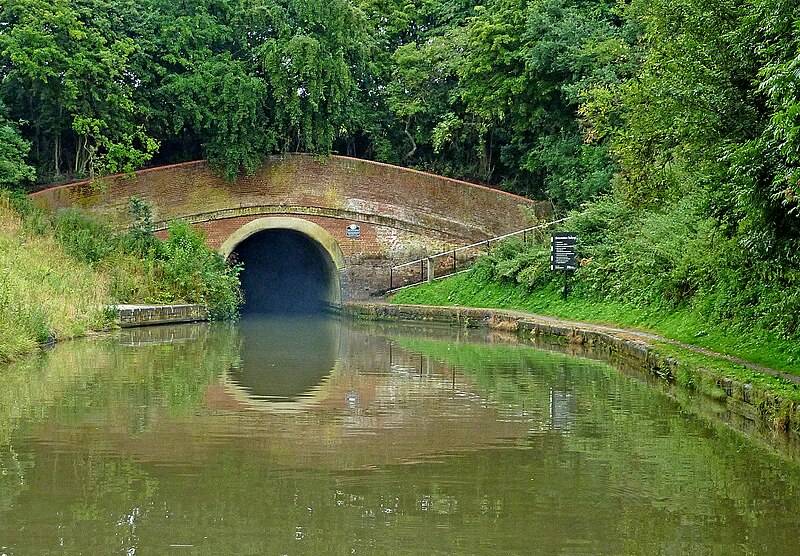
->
xmin=232 ymin=229 xmax=337 ymax=314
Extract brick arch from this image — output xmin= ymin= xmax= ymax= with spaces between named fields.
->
xmin=219 ymin=216 xmax=345 ymax=306
xmin=30 ymin=154 xmax=550 ymax=300
xmin=219 ymin=216 xmax=345 ymax=267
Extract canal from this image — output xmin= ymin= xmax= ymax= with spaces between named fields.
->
xmin=1 ymin=315 xmax=799 ymax=554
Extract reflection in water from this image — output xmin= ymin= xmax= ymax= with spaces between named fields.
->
xmin=226 ymin=315 xmax=340 ymax=404
xmin=1 ymin=318 xmax=800 ymax=555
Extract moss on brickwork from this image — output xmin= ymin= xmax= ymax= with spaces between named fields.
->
xmin=29 ymin=155 xmax=549 ymax=300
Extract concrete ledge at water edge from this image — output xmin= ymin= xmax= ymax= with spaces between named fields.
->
xmin=114 ymin=304 xmax=209 ymax=328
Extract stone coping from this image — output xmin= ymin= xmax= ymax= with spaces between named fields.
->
xmin=114 ymin=304 xmax=209 ymax=328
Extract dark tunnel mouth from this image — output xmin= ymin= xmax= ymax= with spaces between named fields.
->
xmin=232 ymin=228 xmax=339 ymax=315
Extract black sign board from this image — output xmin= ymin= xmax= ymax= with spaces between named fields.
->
xmin=551 ymin=232 xmax=578 ymax=271
xmin=346 ymin=224 xmax=361 ymax=239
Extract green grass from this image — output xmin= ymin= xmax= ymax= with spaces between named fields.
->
xmin=0 ymin=192 xmax=242 ymax=363
xmin=390 ymin=270 xmax=800 ymax=376
xmin=654 ymin=341 xmax=800 ymax=401
xmin=0 ymin=199 xmax=113 ymax=362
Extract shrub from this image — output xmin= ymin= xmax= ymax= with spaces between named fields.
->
xmin=52 ymin=209 xmax=119 ymax=265
xmin=157 ymin=221 xmax=242 ymax=319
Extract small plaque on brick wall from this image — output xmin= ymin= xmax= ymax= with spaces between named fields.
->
xmin=346 ymin=224 xmax=361 ymax=238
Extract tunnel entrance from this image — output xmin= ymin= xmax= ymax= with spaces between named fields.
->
xmin=232 ymin=228 xmax=338 ymax=314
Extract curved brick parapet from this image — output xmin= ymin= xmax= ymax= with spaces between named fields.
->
xmin=31 ymin=154 xmax=550 ymax=299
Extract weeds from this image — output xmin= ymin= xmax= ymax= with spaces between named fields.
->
xmin=0 ymin=192 xmax=242 ymax=362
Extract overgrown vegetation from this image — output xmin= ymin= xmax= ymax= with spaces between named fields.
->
xmin=1 ymin=0 xmax=800 ymax=364
xmin=0 ymin=191 xmax=242 ymax=362
xmin=390 ymin=228 xmax=800 ymax=376
xmin=49 ymin=196 xmax=242 ymax=320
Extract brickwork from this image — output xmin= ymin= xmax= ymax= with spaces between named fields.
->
xmin=31 ymin=154 xmax=550 ymax=299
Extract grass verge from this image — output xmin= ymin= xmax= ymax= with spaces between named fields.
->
xmin=387 ymin=275 xmax=800 ymax=431
xmin=390 ymin=270 xmax=800 ymax=376
xmin=0 ymin=191 xmax=243 ymax=364
xmin=0 ymin=198 xmax=112 ymax=362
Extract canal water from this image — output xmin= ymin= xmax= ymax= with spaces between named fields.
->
xmin=1 ymin=316 xmax=799 ymax=554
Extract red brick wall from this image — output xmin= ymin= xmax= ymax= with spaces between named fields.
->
xmin=199 ymin=213 xmax=460 ymax=298
xmin=31 ymin=154 xmax=551 ymax=299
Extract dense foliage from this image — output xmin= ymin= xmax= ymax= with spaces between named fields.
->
xmin=2 ymin=0 xmax=800 ymax=344
xmin=460 ymin=0 xmax=800 ymax=344
xmin=0 ymin=0 xmax=629 ymax=207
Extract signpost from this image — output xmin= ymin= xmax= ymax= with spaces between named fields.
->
xmin=551 ymin=232 xmax=578 ymax=300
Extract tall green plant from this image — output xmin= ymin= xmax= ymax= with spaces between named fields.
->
xmin=158 ymin=221 xmax=243 ymax=320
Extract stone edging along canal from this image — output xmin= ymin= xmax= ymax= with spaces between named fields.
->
xmin=342 ymin=301 xmax=800 ymax=436
xmin=115 ymin=304 xmax=208 ymax=328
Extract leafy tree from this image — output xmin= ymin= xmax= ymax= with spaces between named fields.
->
xmin=728 ymin=0 xmax=800 ymax=257
xmin=0 ymin=0 xmax=158 ymax=180
xmin=160 ymin=54 xmax=272 ymax=179
xmin=387 ymin=30 xmax=465 ymax=163
xmin=252 ymin=0 xmax=370 ymax=153
xmin=0 ymin=102 xmax=35 ymax=186
xmin=588 ymin=0 xmax=800 ymax=258
xmin=443 ymin=0 xmax=631 ymax=205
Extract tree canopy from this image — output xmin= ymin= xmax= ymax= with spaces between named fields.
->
xmin=1 ymin=0 xmax=799 ymax=248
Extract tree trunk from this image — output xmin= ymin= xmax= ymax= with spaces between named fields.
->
xmin=480 ymin=127 xmax=494 ymax=184
xmin=404 ymin=116 xmax=417 ymax=159
xmin=74 ymin=135 xmax=82 ymax=175
xmin=54 ymin=106 xmax=63 ymax=177
xmin=53 ymin=133 xmax=61 ymax=178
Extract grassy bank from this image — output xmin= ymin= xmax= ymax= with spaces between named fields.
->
xmin=0 ymin=198 xmax=111 ymax=361
xmin=348 ymin=300 xmax=800 ymax=431
xmin=393 ymin=192 xmax=800 ymax=377
xmin=388 ymin=275 xmax=800 ymax=430
xmin=391 ymin=270 xmax=800 ymax=377
xmin=0 ymin=192 xmax=242 ymax=364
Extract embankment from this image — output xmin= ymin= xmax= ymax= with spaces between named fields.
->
xmin=344 ymin=301 xmax=800 ymax=436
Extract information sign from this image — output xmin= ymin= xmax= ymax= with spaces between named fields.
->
xmin=346 ymin=224 xmax=361 ymax=239
xmin=550 ymin=232 xmax=578 ymax=271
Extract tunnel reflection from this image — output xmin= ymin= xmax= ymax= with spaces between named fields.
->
xmin=233 ymin=228 xmax=336 ymax=314
xmin=228 ymin=315 xmax=340 ymax=402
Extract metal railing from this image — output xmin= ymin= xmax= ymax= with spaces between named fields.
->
xmin=388 ymin=216 xmax=572 ymax=292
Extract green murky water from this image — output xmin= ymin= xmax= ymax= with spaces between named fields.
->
xmin=1 ymin=316 xmax=799 ymax=555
